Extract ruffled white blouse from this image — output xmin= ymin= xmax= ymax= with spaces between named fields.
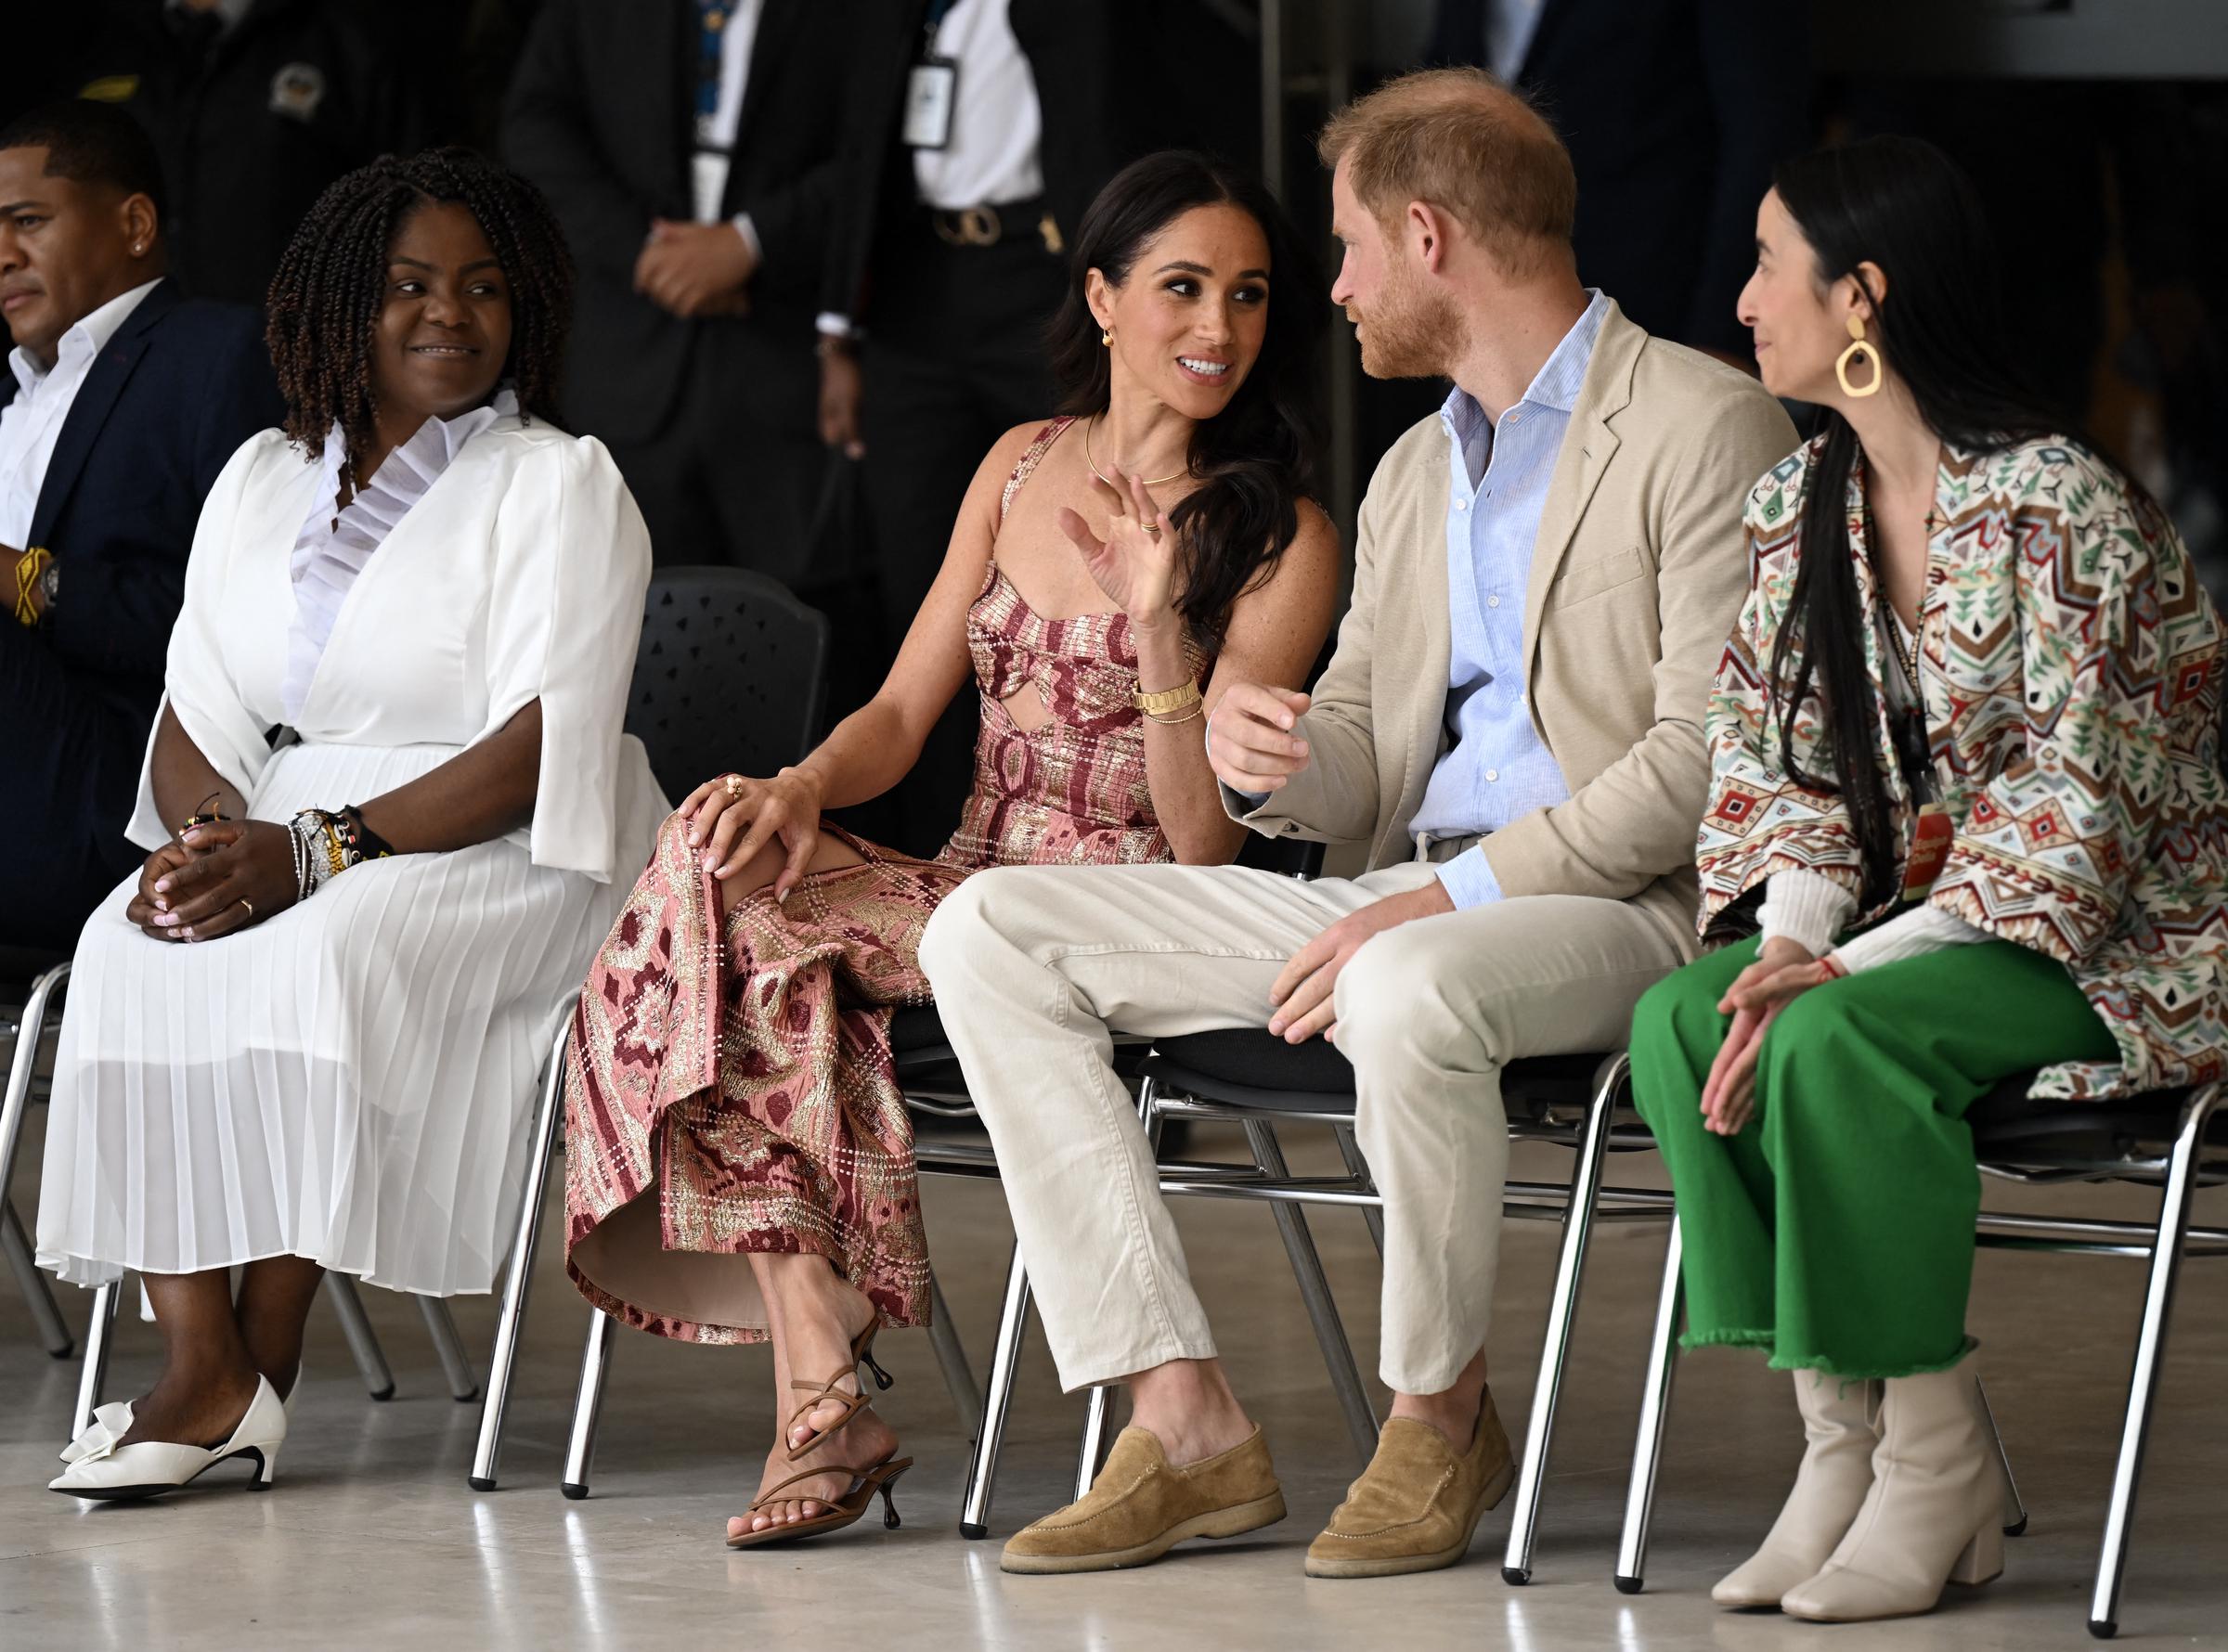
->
xmin=282 ymin=389 xmax=518 ymax=721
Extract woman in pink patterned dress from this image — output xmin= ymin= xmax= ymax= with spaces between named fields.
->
xmin=563 ymin=153 xmax=1340 ymax=1545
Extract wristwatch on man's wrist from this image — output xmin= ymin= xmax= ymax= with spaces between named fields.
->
xmin=36 ymin=559 xmax=58 ymax=613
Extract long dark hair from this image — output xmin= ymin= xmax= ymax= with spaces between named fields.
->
xmin=266 ymin=148 xmax=573 ymax=475
xmin=1048 ymin=151 xmax=1328 ymax=647
xmin=1768 ymin=136 xmax=2137 ymax=903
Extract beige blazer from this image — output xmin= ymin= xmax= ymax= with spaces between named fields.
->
xmin=1231 ymin=301 xmax=1797 ymax=954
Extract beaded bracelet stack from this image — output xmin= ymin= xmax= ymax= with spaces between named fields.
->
xmin=287 ymin=806 xmax=396 ymax=903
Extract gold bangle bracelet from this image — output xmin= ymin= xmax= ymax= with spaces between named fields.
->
xmin=1144 ymin=703 xmax=1205 ymax=726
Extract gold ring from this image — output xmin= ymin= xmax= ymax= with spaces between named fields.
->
xmin=239 ymin=898 xmax=255 ymax=919
xmin=723 ymin=774 xmax=745 ymax=799
xmin=1141 ymin=520 xmax=1162 ymax=537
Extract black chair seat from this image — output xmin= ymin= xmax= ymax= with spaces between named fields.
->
xmin=1967 ymin=1072 xmax=2223 ymax=1162
xmin=0 ymin=947 xmax=68 ymax=991
xmin=1144 ymin=1027 xmax=1611 ymax=1121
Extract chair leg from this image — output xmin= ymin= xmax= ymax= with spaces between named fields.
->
xmin=3 ymin=1201 xmax=71 ymax=1358
xmin=420 ymin=1297 xmax=480 ymax=1402
xmin=0 ymin=964 xmax=68 ymax=1230
xmin=1502 ymin=1052 xmax=1624 ymax=1584
xmin=1331 ymin=1124 xmax=1384 ymax=1257
xmin=324 ymin=1272 xmax=396 ymax=1401
xmin=471 ymin=1024 xmax=567 ymax=1490
xmin=959 ymin=1239 xmax=1031 ymax=1540
xmin=926 ymin=1269 xmax=982 ymax=1443
xmin=1975 ymin=1375 xmax=2028 ymax=1537
xmin=2087 ymin=1084 xmax=2220 ymax=1640
xmin=1245 ymin=1116 xmax=1377 ymax=1464
xmin=1613 ymin=1215 xmax=1684 ymax=1594
xmin=561 ymin=1309 xmax=616 ymax=1500
xmin=70 ymin=1277 xmax=122 ymax=1442
xmin=1074 ymin=1074 xmax=1171 ymax=1498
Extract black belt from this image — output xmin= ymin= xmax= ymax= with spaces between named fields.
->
xmin=919 ymin=196 xmax=1057 ymax=252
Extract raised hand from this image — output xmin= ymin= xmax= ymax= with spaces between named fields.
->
xmin=1205 ymin=681 xmax=1314 ymax=794
xmin=679 ymin=768 xmax=824 ymax=902
xmin=1058 ymin=466 xmax=1177 ymax=627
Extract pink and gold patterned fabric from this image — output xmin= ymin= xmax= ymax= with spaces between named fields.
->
xmin=1697 ymin=434 xmax=2228 ymax=1100
xmin=564 ymin=419 xmax=1207 ymax=1340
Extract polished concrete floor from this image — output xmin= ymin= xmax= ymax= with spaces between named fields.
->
xmin=2 ymin=1114 xmax=2223 ymax=1652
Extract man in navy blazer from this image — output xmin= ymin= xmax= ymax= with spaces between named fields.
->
xmin=0 ymin=101 xmax=280 ymax=949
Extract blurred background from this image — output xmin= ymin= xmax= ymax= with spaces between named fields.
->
xmin=15 ymin=0 xmax=2227 ymax=786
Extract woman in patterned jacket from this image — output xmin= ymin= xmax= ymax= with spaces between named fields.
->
xmin=1627 ymin=136 xmax=2228 ymax=1624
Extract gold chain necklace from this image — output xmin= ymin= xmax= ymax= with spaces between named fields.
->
xmin=1083 ymin=413 xmax=1187 ymax=489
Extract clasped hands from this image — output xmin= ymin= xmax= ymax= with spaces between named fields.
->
xmin=1699 ymin=936 xmax=1846 ymax=1135
xmin=127 ymin=820 xmax=296 ymax=944
xmin=633 ymin=219 xmax=758 ymax=320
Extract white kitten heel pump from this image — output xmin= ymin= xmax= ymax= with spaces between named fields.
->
xmin=49 ymin=1374 xmax=289 ymax=1501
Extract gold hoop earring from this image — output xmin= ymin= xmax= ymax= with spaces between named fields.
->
xmin=1835 ymin=314 xmax=1883 ymax=399
xmin=1101 ymin=328 xmax=1113 ymax=348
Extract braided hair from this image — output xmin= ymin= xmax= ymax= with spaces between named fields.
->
xmin=266 ymin=147 xmax=573 ymax=473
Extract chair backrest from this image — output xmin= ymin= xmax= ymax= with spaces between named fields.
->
xmin=626 ymin=567 xmax=832 ymax=798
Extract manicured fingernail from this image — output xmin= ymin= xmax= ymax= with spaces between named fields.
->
xmin=155 ymin=913 xmax=176 ymax=925
xmin=155 ymin=879 xmax=171 ymax=894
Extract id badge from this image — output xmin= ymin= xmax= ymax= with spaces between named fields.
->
xmin=904 ymin=58 xmax=958 ymax=150
xmin=1901 ymin=803 xmax=1954 ymax=901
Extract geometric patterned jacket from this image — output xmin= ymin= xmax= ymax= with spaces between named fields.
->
xmin=1695 ymin=434 xmax=2228 ymax=1099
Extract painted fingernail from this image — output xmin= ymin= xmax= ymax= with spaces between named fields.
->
xmin=155 ymin=913 xmax=175 ymax=925
xmin=154 ymin=880 xmax=170 ymax=894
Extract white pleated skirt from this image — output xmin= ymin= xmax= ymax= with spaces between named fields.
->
xmin=36 ymin=738 xmax=653 ymax=1296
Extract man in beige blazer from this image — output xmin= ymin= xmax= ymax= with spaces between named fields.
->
xmin=919 ymin=68 xmax=1795 ymax=1578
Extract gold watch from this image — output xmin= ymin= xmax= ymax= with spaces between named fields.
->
xmin=1133 ymin=678 xmax=1202 ymax=717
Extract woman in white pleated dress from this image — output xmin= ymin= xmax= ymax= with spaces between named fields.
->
xmin=40 ymin=149 xmax=663 ymax=1499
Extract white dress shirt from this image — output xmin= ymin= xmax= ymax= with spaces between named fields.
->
xmin=0 ymin=278 xmax=162 ymax=549
xmin=913 ymin=0 xmax=1044 ymax=211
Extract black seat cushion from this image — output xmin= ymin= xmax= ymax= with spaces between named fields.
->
xmin=0 ymin=946 xmax=69 ymax=990
xmin=1144 ymin=1027 xmax=1612 ymax=1120
xmin=1966 ymin=1072 xmax=2222 ymax=1162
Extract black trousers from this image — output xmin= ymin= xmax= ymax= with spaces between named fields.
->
xmin=608 ymin=344 xmax=829 ymax=585
xmin=852 ymin=219 xmax=1066 ymax=855
xmin=2 ymin=626 xmax=149 ymax=951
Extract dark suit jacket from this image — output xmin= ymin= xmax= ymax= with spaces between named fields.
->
xmin=502 ymin=0 xmax=857 ymax=448
xmin=1431 ymin=0 xmax=1812 ymax=355
xmin=6 ymin=279 xmax=281 ymax=692
xmin=3 ymin=279 xmax=280 ymax=904
xmin=84 ymin=0 xmax=433 ymax=308
xmin=823 ymin=0 xmax=1210 ymax=329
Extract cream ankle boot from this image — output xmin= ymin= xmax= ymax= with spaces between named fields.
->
xmin=1713 ymin=1372 xmax=1880 ymax=1608
xmin=1780 ymin=1355 xmax=2002 ymax=1622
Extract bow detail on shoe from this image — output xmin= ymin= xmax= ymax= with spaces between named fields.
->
xmin=58 ymin=1402 xmax=136 ymax=1465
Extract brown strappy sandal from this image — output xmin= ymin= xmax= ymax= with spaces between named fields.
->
xmin=724 ymin=1454 xmax=915 ymax=1550
xmin=784 ymin=1314 xmax=893 ymax=1463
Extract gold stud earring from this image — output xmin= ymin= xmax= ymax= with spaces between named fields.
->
xmin=1835 ymin=314 xmax=1883 ymax=399
xmin=1101 ymin=328 xmax=1113 ymax=348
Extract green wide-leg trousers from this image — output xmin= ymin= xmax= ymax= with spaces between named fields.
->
xmin=1628 ymin=935 xmax=2118 ymax=1379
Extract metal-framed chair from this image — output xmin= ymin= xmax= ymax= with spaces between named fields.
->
xmin=7 ymin=949 xmax=479 ymax=1427
xmin=471 ymin=566 xmax=844 ymax=1492
xmin=2 ymin=951 xmax=76 ymax=1361
xmin=1131 ymin=1028 xmax=1676 ymax=1581
xmin=1610 ymin=1076 xmax=2224 ymax=1640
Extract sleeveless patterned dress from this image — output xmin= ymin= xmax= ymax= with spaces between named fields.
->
xmin=564 ymin=419 xmax=1209 ymax=1341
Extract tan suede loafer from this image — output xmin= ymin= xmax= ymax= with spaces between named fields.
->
xmin=1000 ymin=1426 xmax=1286 ymax=1574
xmin=1304 ymin=1396 xmax=1516 ymax=1579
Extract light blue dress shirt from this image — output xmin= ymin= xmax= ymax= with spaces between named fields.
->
xmin=1409 ymin=290 xmax=1608 ymax=910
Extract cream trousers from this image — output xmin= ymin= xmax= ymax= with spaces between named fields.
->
xmin=917 ymin=858 xmax=1686 ymax=1396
